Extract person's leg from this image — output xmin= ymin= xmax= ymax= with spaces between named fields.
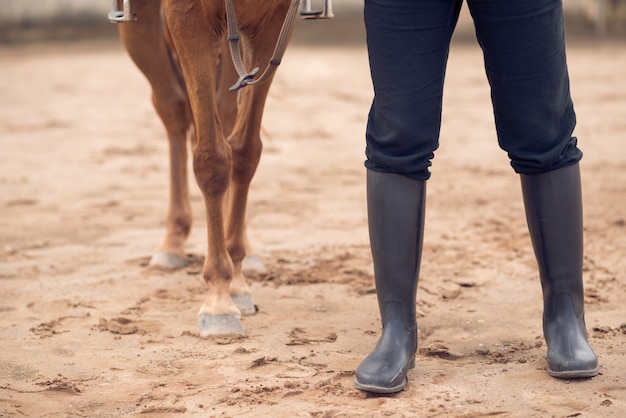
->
xmin=468 ymin=0 xmax=580 ymax=174
xmin=468 ymin=0 xmax=598 ymax=377
xmin=355 ymin=0 xmax=462 ymax=393
xmin=364 ymin=0 xmax=463 ymax=181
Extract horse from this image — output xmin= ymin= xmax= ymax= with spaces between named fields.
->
xmin=110 ymin=0 xmax=332 ymax=336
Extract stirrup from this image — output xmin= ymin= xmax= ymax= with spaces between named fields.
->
xmin=300 ymin=0 xmax=334 ymax=19
xmin=108 ymin=0 xmax=137 ymax=23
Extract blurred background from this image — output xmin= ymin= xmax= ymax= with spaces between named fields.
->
xmin=0 ymin=0 xmax=624 ymax=45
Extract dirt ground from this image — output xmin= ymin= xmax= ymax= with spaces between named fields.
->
xmin=1 ymin=25 xmax=625 ymax=418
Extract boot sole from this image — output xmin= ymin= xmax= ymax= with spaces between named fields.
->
xmin=548 ymin=366 xmax=599 ymax=379
xmin=354 ymin=377 xmax=407 ymax=394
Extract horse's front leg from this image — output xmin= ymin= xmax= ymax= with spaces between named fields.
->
xmin=192 ymin=118 xmax=243 ymax=336
xmin=163 ymin=0 xmax=243 ymax=336
xmin=221 ymin=0 xmax=296 ymax=316
xmin=222 ymin=83 xmax=271 ymax=316
xmin=215 ymin=36 xmax=267 ymax=280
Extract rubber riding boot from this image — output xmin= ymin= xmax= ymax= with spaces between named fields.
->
xmin=355 ymin=170 xmax=426 ymax=393
xmin=520 ymin=163 xmax=599 ymax=378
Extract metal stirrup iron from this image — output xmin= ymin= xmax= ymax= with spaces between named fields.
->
xmin=108 ymin=0 xmax=137 ymax=23
xmin=225 ymin=0 xmax=302 ymax=91
xmin=300 ymin=0 xmax=334 ymax=19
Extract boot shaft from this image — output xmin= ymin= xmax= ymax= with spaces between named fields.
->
xmin=520 ymin=163 xmax=584 ymax=316
xmin=367 ymin=170 xmax=426 ymax=329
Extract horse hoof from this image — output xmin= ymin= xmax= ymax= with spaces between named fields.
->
xmin=231 ymin=293 xmax=257 ymax=315
xmin=197 ymin=314 xmax=244 ymax=337
xmin=242 ymin=254 xmax=266 ymax=275
xmin=149 ymin=252 xmax=187 ymax=269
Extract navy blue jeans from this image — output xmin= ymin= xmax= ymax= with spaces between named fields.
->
xmin=364 ymin=0 xmax=582 ymax=180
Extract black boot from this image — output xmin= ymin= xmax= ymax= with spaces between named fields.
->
xmin=520 ymin=163 xmax=598 ymax=378
xmin=354 ymin=170 xmax=426 ymax=393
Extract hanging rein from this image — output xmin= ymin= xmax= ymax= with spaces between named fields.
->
xmin=108 ymin=0 xmax=334 ymax=91
xmin=225 ymin=0 xmax=334 ymax=91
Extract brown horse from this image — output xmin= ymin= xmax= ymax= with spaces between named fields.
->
xmin=112 ymin=0 xmax=307 ymax=336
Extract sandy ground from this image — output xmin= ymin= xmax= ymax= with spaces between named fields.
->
xmin=1 ymin=27 xmax=625 ymax=418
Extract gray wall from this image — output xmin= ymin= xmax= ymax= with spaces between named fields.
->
xmin=0 ymin=0 xmax=619 ymax=23
xmin=0 ymin=0 xmax=114 ymax=42
xmin=0 ymin=0 xmax=109 ymax=22
xmin=0 ymin=0 xmax=623 ymax=43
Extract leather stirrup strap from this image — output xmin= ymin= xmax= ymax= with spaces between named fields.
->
xmin=225 ymin=0 xmax=301 ymax=91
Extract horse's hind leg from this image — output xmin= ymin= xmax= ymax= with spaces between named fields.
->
xmin=118 ymin=1 xmax=192 ymax=269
